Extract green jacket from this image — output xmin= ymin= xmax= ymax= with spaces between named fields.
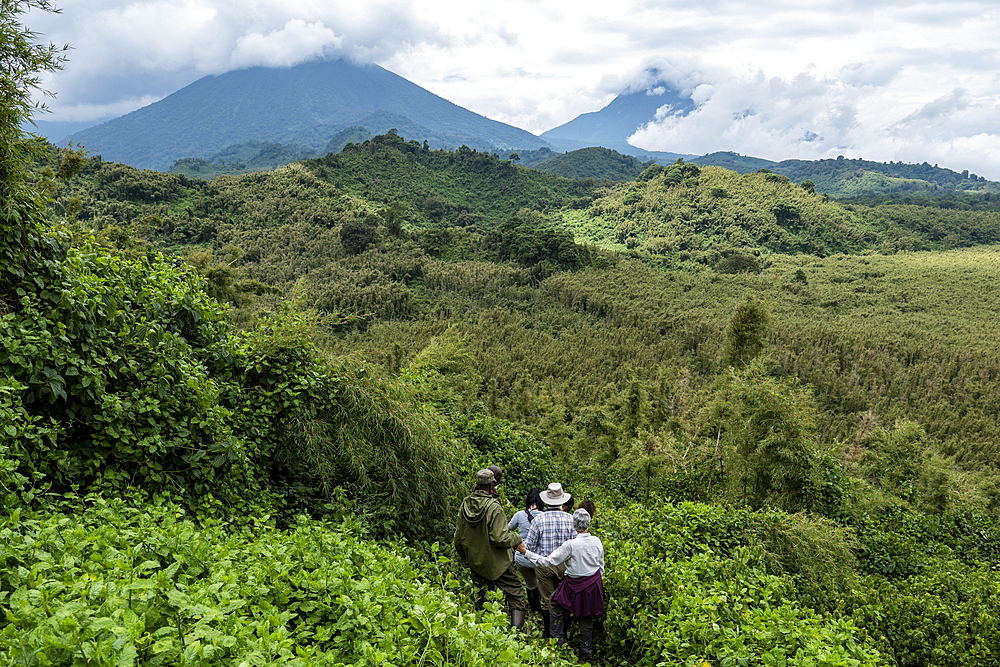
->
xmin=453 ymin=490 xmax=522 ymax=580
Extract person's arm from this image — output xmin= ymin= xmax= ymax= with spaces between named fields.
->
xmin=488 ymin=502 xmax=524 ymax=550
xmin=521 ymin=538 xmax=573 ymax=569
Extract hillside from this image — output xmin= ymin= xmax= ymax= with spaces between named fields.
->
xmin=531 ymin=146 xmax=652 ymax=180
xmin=66 ymin=59 xmax=553 ymax=170
xmin=693 ymin=152 xmax=999 ymax=198
xmin=20 ymin=131 xmax=1000 ymax=666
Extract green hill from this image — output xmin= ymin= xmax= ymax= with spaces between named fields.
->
xmin=531 ymin=146 xmax=652 ymax=180
xmin=693 ymin=153 xmax=999 ymax=198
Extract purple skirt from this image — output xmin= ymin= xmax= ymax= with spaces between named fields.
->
xmin=551 ymin=570 xmax=605 ymax=617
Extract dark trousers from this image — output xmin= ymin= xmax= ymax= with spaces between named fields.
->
xmin=470 ymin=562 xmax=526 ymax=611
xmin=535 ymin=562 xmax=566 ymax=611
xmin=551 ymin=602 xmax=596 ymax=659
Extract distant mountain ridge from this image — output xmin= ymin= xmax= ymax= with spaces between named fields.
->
xmin=66 ymin=59 xmax=553 ymax=171
xmin=693 ymin=152 xmax=998 ymax=197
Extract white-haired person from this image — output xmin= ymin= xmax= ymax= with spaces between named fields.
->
xmin=517 ymin=506 xmax=604 ymax=661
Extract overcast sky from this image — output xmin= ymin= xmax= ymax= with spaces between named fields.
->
xmin=24 ymin=0 xmax=1000 ymax=178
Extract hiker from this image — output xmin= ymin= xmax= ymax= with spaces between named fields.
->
xmin=523 ymin=482 xmax=576 ymax=637
xmin=453 ymin=468 xmax=527 ymax=628
xmin=518 ymin=507 xmax=605 ymax=661
xmin=508 ymin=487 xmax=543 ymax=612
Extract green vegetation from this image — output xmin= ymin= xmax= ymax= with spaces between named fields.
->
xmin=532 ymin=147 xmax=653 ymax=181
xmin=695 ymin=153 xmax=998 ymax=198
xmin=169 ymin=141 xmax=321 ymax=179
xmin=9 ymin=5 xmax=1000 ymax=662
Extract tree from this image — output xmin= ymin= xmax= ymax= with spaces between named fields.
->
xmin=723 ymin=295 xmax=769 ymax=367
xmin=422 ymin=195 xmax=446 ymax=222
xmin=771 ymin=199 xmax=801 ymax=227
xmin=706 ymin=363 xmax=829 ymax=513
xmin=340 ymin=216 xmax=378 ymax=254
xmin=1 ymin=0 xmax=69 ymax=296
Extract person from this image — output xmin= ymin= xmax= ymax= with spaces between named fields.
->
xmin=488 ymin=465 xmax=504 ymax=492
xmin=508 ymin=488 xmax=543 ymax=611
xmin=524 ymin=482 xmax=576 ymax=637
xmin=518 ymin=507 xmax=605 ymax=661
xmin=453 ymin=468 xmax=527 ymax=628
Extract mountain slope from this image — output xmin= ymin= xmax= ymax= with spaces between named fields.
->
xmin=542 ymin=86 xmax=693 ymax=148
xmin=67 ymin=59 xmax=552 ymax=171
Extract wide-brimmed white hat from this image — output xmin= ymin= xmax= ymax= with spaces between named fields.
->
xmin=540 ymin=482 xmax=570 ymax=506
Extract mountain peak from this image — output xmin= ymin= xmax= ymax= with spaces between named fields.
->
xmin=66 ymin=59 xmax=551 ymax=171
xmin=542 ymin=82 xmax=693 ymax=150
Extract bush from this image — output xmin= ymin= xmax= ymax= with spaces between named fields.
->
xmin=0 ymin=496 xmax=570 ymax=667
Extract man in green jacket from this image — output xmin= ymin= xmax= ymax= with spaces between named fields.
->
xmin=454 ymin=468 xmax=527 ymax=628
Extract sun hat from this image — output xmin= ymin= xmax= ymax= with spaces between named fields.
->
xmin=476 ymin=469 xmax=496 ymax=486
xmin=540 ymin=482 xmax=571 ymax=506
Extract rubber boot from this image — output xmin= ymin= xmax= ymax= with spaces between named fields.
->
xmin=549 ymin=607 xmax=567 ymax=645
xmin=542 ymin=611 xmax=551 ymax=638
xmin=510 ymin=609 xmax=526 ymax=630
xmin=526 ymin=588 xmax=542 ymax=612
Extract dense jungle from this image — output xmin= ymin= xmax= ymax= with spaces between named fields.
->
xmin=6 ymin=6 xmax=1000 ymax=665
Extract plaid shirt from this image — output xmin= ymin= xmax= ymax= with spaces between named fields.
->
xmin=524 ymin=509 xmax=575 ymax=557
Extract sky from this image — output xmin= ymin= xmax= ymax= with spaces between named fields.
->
xmin=24 ymin=0 xmax=1000 ymax=179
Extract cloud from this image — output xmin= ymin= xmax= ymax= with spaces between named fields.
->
xmin=626 ymin=60 xmax=1000 ymax=178
xmin=28 ymin=0 xmax=446 ymax=121
xmin=231 ymin=19 xmax=343 ymax=68
xmin=629 ymin=66 xmax=861 ymax=157
xmin=897 ymin=88 xmax=970 ymax=125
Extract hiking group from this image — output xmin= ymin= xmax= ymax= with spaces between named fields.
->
xmin=453 ymin=466 xmax=606 ymax=661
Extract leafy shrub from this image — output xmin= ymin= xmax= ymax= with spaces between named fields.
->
xmin=597 ymin=502 xmax=880 ymax=667
xmin=226 ymin=310 xmax=465 ymax=539
xmin=0 ymin=496 xmax=569 ymax=667
xmin=451 ymin=410 xmax=557 ymax=509
xmin=1 ymin=236 xmax=244 ymax=503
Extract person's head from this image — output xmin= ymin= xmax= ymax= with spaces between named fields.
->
xmin=525 ymin=487 xmax=542 ymax=512
xmin=540 ymin=482 xmax=571 ymax=509
xmin=578 ymin=499 xmax=596 ymax=519
xmin=488 ymin=465 xmax=504 ymax=487
xmin=474 ymin=468 xmax=496 ymax=492
xmin=561 ymin=496 xmax=574 ymax=513
xmin=572 ymin=508 xmax=591 ymax=532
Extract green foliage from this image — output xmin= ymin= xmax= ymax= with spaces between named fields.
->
xmin=450 ymin=411 xmax=556 ymax=509
xmin=598 ymin=502 xmax=879 ymax=667
xmin=226 ymin=310 xmax=466 ymax=538
xmin=723 ymin=295 xmax=769 ymax=367
xmin=1 ymin=235 xmax=243 ymax=503
xmin=703 ymin=364 xmax=839 ymax=514
xmin=532 ymin=147 xmax=652 ymax=181
xmin=339 ymin=216 xmax=378 ymax=254
xmin=0 ymin=497 xmax=567 ymax=667
xmin=482 ymin=214 xmax=593 ymax=273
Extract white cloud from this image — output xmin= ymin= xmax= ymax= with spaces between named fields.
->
xmin=231 ymin=19 xmax=343 ymax=68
